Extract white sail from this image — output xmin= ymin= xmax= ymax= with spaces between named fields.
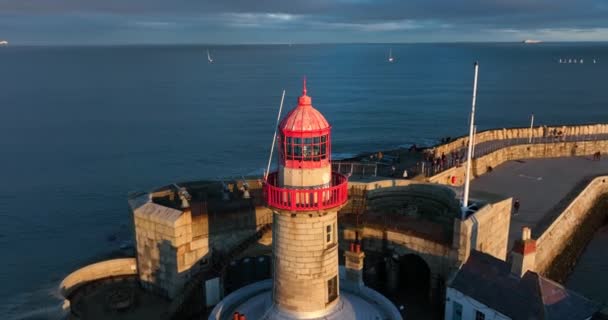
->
xmin=388 ymin=49 xmax=394 ymax=62
xmin=207 ymin=49 xmax=213 ymax=63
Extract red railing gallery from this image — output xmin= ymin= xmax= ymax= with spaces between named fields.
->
xmin=264 ymin=172 xmax=348 ymax=211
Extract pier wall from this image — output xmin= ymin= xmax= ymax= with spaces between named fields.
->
xmin=429 ymin=139 xmax=608 ymax=186
xmin=59 ymin=258 xmax=138 ymax=298
xmin=534 ymin=176 xmax=608 ymax=278
xmin=132 ymin=197 xmax=272 ymax=299
xmin=433 ymin=123 xmax=608 ymax=157
xmin=339 ymin=182 xmax=511 ymax=302
xmin=452 ymin=198 xmax=512 ymax=264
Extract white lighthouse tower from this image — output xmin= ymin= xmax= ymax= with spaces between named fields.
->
xmin=265 ymin=79 xmax=348 ymax=317
xmin=209 ymin=79 xmax=402 ymax=320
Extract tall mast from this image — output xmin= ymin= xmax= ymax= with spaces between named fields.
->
xmin=265 ymin=90 xmax=286 ymax=180
xmin=462 ymin=61 xmax=479 ymax=218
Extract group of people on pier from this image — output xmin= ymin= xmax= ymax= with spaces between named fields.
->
xmin=420 ymin=149 xmax=467 ymax=177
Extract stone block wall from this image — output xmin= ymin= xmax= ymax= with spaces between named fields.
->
xmin=466 ymin=198 xmax=511 ymax=260
xmin=433 ymin=123 xmax=608 ymax=157
xmin=450 ymin=199 xmax=511 ymax=270
xmin=133 ymin=203 xmax=206 ymax=298
xmin=132 ymin=200 xmax=272 ymax=300
xmin=273 ymin=209 xmax=339 ymax=315
xmin=430 ymin=139 xmax=608 ymax=186
xmin=535 ymin=176 xmax=608 ymax=274
xmin=60 ymin=258 xmax=138 ymax=298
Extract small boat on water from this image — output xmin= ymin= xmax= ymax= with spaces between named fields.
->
xmin=0 ymin=40 xmax=8 ymax=46
xmin=207 ymin=49 xmax=214 ymax=63
xmin=523 ymin=39 xmax=542 ymax=44
xmin=388 ymin=49 xmax=394 ymax=63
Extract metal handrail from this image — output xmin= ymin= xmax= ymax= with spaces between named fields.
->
xmin=264 ymin=172 xmax=348 ymax=211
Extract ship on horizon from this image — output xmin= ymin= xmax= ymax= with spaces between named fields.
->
xmin=523 ymin=39 xmax=542 ymax=44
xmin=0 ymin=40 xmax=8 ymax=46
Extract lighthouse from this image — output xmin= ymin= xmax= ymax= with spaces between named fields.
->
xmin=264 ymin=79 xmax=349 ymax=317
xmin=209 ymin=80 xmax=401 ymax=320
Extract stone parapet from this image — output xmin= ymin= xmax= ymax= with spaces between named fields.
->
xmin=433 ymin=123 xmax=608 ymax=157
xmin=430 ymin=139 xmax=608 ymax=186
xmin=59 ymin=258 xmax=137 ymax=298
xmin=535 ymin=176 xmax=608 ymax=275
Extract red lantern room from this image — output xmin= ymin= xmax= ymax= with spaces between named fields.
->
xmin=264 ymin=79 xmax=348 ymax=211
xmin=279 ymin=79 xmax=331 ymax=169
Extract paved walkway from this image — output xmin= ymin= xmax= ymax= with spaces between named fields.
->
xmin=467 ymin=156 xmax=608 ymax=246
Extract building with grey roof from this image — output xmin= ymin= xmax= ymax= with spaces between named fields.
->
xmin=445 ymin=250 xmax=600 ymax=320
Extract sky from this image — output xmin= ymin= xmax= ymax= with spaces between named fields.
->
xmin=1 ymin=0 xmax=608 ymax=45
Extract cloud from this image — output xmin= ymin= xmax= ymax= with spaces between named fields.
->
xmin=219 ymin=12 xmax=301 ymax=28
xmin=1 ymin=0 xmax=607 ymax=43
xmin=129 ymin=21 xmax=177 ymax=29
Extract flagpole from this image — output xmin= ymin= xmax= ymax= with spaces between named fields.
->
xmin=265 ymin=90 xmax=286 ymax=181
xmin=528 ymin=113 xmax=535 ymax=143
xmin=462 ymin=62 xmax=479 ymax=219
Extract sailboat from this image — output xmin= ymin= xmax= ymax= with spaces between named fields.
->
xmin=207 ymin=49 xmax=214 ymax=63
xmin=388 ymin=49 xmax=394 ymax=63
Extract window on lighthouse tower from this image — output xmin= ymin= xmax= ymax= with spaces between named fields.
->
xmin=284 ymin=135 xmax=328 ymax=161
xmin=325 ymin=222 xmax=336 ymax=245
xmin=327 ymin=275 xmax=338 ymax=303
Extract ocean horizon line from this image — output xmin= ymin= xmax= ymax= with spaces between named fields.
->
xmin=4 ymin=40 xmax=608 ymax=48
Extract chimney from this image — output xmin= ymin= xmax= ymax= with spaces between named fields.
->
xmin=344 ymin=242 xmax=366 ymax=288
xmin=510 ymin=227 xmax=536 ymax=277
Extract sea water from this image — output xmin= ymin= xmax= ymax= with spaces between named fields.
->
xmin=1 ymin=43 xmax=607 ymax=318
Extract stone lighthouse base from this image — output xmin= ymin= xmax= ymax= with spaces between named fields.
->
xmin=208 ymin=279 xmax=402 ymax=320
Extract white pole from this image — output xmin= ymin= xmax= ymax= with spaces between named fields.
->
xmin=472 ymin=125 xmax=477 ymax=158
xmin=462 ymin=62 xmax=479 ymax=218
xmin=265 ymin=90 xmax=286 ymax=181
xmin=528 ymin=113 xmax=535 ymax=143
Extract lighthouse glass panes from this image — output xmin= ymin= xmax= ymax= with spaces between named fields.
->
xmin=283 ymin=135 xmax=329 ymax=162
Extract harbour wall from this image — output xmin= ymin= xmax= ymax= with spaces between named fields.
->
xmin=59 ymin=258 xmax=138 ymax=298
xmin=429 ymin=139 xmax=608 ymax=186
xmin=534 ymin=176 xmax=608 ymax=279
xmin=432 ymin=123 xmax=608 ymax=157
xmin=428 ymin=130 xmax=608 ymax=283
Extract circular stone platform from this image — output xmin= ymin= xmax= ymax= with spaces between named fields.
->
xmin=209 ymin=279 xmax=402 ymax=320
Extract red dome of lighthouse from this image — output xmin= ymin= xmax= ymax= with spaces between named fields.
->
xmin=279 ymin=79 xmax=330 ymax=134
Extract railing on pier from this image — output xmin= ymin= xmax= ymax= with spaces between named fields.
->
xmin=421 ymin=132 xmax=608 ymax=177
xmin=332 ymin=162 xmax=379 ymax=177
xmin=264 ymin=172 xmax=348 ymax=211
